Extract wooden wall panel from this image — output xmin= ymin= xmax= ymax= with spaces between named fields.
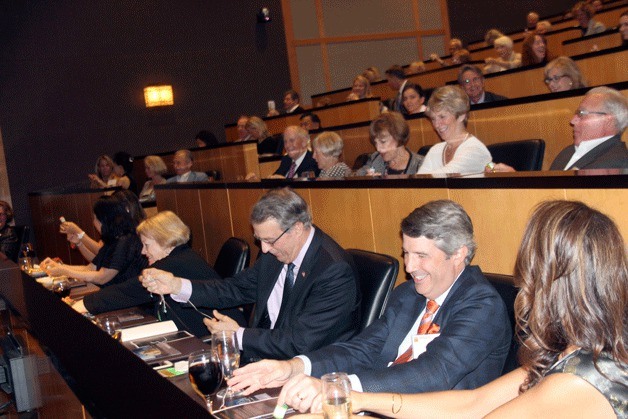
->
xmin=562 ymin=32 xmax=623 ymax=56
xmin=564 ymin=188 xmax=628 ymax=240
xmin=198 ymin=188 xmax=234 ymax=265
xmin=170 ymin=189 xmax=205 ymax=259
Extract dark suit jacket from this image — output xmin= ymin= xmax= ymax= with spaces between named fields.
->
xmin=188 ymin=227 xmax=361 ymax=362
xmin=550 ymin=135 xmax=628 ymax=170
xmin=307 ymin=266 xmax=511 ymax=393
xmin=166 ymin=171 xmax=208 ymax=183
xmin=274 ymin=151 xmax=320 ymax=178
xmin=83 ymin=245 xmax=246 ymax=337
xmin=481 ymin=91 xmax=508 ymax=103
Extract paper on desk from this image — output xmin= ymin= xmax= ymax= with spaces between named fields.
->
xmin=120 ymin=320 xmax=178 ymax=342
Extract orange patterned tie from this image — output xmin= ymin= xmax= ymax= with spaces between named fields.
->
xmin=392 ymin=299 xmax=440 ymax=365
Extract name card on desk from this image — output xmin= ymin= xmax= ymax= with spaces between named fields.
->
xmin=120 ymin=320 xmax=178 ymax=342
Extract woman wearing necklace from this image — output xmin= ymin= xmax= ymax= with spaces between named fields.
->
xmin=417 ymin=86 xmax=491 ymax=175
xmin=353 ymin=112 xmax=423 ymax=176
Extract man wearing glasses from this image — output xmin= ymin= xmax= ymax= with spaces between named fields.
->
xmin=488 ymin=87 xmax=628 ymax=172
xmin=457 ymin=65 xmax=507 ymax=105
xmin=142 ymin=188 xmax=360 ymax=364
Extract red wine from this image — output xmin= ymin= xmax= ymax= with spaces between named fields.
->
xmin=54 ymin=287 xmax=71 ymax=298
xmin=189 ymin=361 xmax=223 ymax=396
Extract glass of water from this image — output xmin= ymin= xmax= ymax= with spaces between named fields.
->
xmin=321 ymin=372 xmax=352 ymax=419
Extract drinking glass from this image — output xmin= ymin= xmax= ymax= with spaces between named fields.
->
xmin=188 ymin=349 xmax=223 ymax=413
xmin=211 ymin=330 xmax=240 ymax=402
xmin=52 ymin=278 xmax=71 ymax=298
xmin=97 ymin=316 xmax=121 ymax=340
xmin=321 ymin=372 xmax=352 ymax=419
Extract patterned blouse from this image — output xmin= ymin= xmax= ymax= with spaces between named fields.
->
xmin=319 ymin=162 xmax=351 ymax=178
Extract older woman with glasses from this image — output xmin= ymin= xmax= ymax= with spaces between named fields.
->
xmin=544 ymin=57 xmax=587 ymax=93
xmin=71 ymin=211 xmax=246 ymax=337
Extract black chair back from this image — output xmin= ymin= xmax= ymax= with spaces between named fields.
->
xmin=487 ymin=139 xmax=545 ymax=171
xmin=348 ymin=249 xmax=399 ymax=332
xmin=213 ymin=237 xmax=250 ymax=279
xmin=417 ymin=144 xmax=433 ymax=156
xmin=352 ymin=153 xmax=370 ymax=171
xmin=485 ymin=272 xmax=520 ymax=375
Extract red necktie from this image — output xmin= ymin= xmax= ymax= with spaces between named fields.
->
xmin=287 ymin=162 xmax=297 ymax=178
xmin=392 ymin=300 xmax=439 ymax=365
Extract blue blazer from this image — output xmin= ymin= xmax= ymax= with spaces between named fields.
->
xmin=188 ymin=227 xmax=361 ymax=363
xmin=166 ymin=171 xmax=208 ymax=183
xmin=307 ymin=265 xmax=511 ymax=393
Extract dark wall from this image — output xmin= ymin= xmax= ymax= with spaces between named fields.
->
xmin=0 ymin=1 xmax=290 ymax=225
xmin=447 ymin=0 xmax=576 ymax=44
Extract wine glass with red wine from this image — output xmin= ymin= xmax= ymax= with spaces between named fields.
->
xmin=188 ymin=349 xmax=223 ymax=413
xmin=52 ymin=279 xmax=71 ymax=298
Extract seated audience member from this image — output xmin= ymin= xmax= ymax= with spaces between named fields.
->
xmin=60 ymin=190 xmax=145 ymax=262
xmin=142 ymin=188 xmax=361 ymax=363
xmin=620 ymin=10 xmax=628 ymax=47
xmin=88 ymin=155 xmax=120 ymax=189
xmin=536 ymin=20 xmax=552 ymax=34
xmin=0 ymin=201 xmax=19 ymax=262
xmin=573 ymin=1 xmax=606 ymax=36
xmin=385 ymin=65 xmax=408 ymax=113
xmin=401 ymin=82 xmax=427 ymax=115
xmin=113 ymin=151 xmax=138 ymax=195
xmin=41 ymin=195 xmax=147 ymax=287
xmin=271 ymin=126 xmax=320 ymax=179
xmin=405 ymin=61 xmax=426 ymax=75
xmin=247 ymin=116 xmax=281 ymax=155
xmin=430 ymin=38 xmax=464 ymax=67
xmin=458 ymin=65 xmax=507 ymax=105
xmin=346 ymin=75 xmax=372 ymax=101
xmin=452 ymin=48 xmax=471 ymax=64
xmin=418 ymin=86 xmax=492 ymax=175
xmin=230 ymin=200 xmax=511 ymax=398
xmin=268 ymin=89 xmax=305 ymax=117
xmin=299 ymin=112 xmax=322 ymax=132
xmin=521 ymin=33 xmax=552 ymax=66
xmin=354 ymin=112 xmax=423 ymax=176
xmin=312 ymin=132 xmax=351 ymax=178
xmin=484 ymin=28 xmax=504 ymax=47
xmin=71 ymin=211 xmax=246 ymax=337
xmin=525 ymin=11 xmax=539 ymax=32
xmin=342 ymin=201 xmax=628 ymax=418
xmin=543 ymin=56 xmax=587 ymax=93
xmin=194 ymin=129 xmax=219 ymax=148
xmin=484 ymin=36 xmax=522 ymax=73
xmin=592 ymin=0 xmax=603 ymax=12
xmin=489 ymin=87 xmax=628 ymax=172
xmin=362 ymin=66 xmax=382 ymax=83
xmin=235 ymin=115 xmax=251 ymax=142
xmin=138 ymin=155 xmax=167 ymax=203
xmin=166 ymin=150 xmax=208 ymax=183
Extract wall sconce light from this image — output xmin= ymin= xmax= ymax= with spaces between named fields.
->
xmin=143 ymin=85 xmax=174 ymax=107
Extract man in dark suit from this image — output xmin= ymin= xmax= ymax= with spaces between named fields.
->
xmin=229 ymin=200 xmax=511 ymax=405
xmin=385 ymin=65 xmax=408 ymax=113
xmin=490 ymin=87 xmax=628 ymax=172
xmin=165 ymin=149 xmax=209 ymax=183
xmin=268 ymin=89 xmax=305 ymax=117
xmin=142 ymin=188 xmax=360 ymax=363
xmin=273 ymin=126 xmax=320 ymax=178
xmin=458 ymin=65 xmax=507 ymax=105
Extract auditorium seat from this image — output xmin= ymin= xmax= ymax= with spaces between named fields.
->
xmin=485 ymin=272 xmax=520 ymax=375
xmin=417 ymin=145 xmax=433 ymax=156
xmin=487 ymin=139 xmax=545 ymax=171
xmin=213 ymin=237 xmax=250 ymax=279
xmin=348 ymin=249 xmax=399 ymax=331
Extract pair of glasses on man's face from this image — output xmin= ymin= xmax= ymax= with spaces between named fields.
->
xmin=254 ymin=224 xmax=293 ymax=246
xmin=544 ymin=74 xmax=569 ymax=84
xmin=573 ymin=109 xmax=608 ymax=118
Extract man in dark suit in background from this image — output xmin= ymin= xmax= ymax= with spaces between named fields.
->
xmin=142 ymin=188 xmax=360 ymax=363
xmin=229 ymin=200 xmax=511 ymax=406
xmin=458 ymin=65 xmax=507 ymax=105
xmin=273 ymin=126 xmax=320 ymax=178
xmin=268 ymin=89 xmax=305 ymax=117
xmin=385 ymin=65 xmax=408 ymax=112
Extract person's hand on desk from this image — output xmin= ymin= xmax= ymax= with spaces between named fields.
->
xmin=229 ymin=358 xmax=304 ymax=394
xmin=41 ymin=257 xmax=66 ymax=276
xmin=245 ymin=172 xmax=260 ymax=182
xmin=484 ymin=162 xmax=516 ymax=173
xmin=140 ymin=268 xmax=182 ymax=295
xmin=203 ymin=310 xmax=239 ymax=333
xmin=277 ymin=373 xmax=323 ymax=413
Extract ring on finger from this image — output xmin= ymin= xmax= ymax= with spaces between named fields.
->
xmin=297 ymin=393 xmax=305 ymax=401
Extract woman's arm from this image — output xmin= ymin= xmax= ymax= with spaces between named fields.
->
xmin=351 ymin=368 xmax=526 ymax=419
xmin=60 ymin=221 xmax=103 ymax=261
xmin=45 ymin=261 xmax=118 ymax=285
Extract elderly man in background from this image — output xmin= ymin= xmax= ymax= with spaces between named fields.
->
xmin=458 ymin=65 xmax=508 ymax=105
xmin=235 ymin=115 xmax=252 ymax=142
xmin=525 ymin=11 xmax=539 ymax=32
xmin=165 ymin=149 xmax=208 ymax=183
xmin=142 ymin=188 xmax=361 ymax=364
xmin=430 ymin=38 xmax=464 ymax=67
xmin=229 ymin=200 xmax=511 ymax=408
xmin=272 ymin=126 xmax=320 ymax=179
xmin=490 ymin=86 xmax=628 ymax=172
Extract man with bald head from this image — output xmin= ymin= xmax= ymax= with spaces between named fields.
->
xmin=489 ymin=87 xmax=628 ymax=172
xmin=273 ymin=126 xmax=320 ymax=178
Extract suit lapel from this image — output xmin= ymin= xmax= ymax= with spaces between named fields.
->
xmin=383 ymin=285 xmax=424 ymax=360
xmin=569 ymin=135 xmax=621 ymax=169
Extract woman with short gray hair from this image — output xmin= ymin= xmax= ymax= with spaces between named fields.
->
xmin=312 ymin=132 xmax=351 ymax=178
xmin=484 ymin=35 xmax=521 ymax=73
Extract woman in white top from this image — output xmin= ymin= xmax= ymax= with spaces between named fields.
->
xmin=139 ymin=155 xmax=167 ymax=203
xmin=417 ymin=86 xmax=491 ymax=175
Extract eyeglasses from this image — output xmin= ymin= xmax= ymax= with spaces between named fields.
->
xmin=254 ymin=225 xmax=292 ymax=246
xmin=544 ymin=74 xmax=568 ymax=84
xmin=574 ymin=109 xmax=608 ymax=118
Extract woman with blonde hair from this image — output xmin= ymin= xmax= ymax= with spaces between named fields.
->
xmin=247 ymin=116 xmax=280 ymax=155
xmin=89 ymin=155 xmax=121 ymax=189
xmin=71 ymin=210 xmax=246 ymax=336
xmin=543 ymin=56 xmax=587 ymax=93
xmin=312 ymin=132 xmax=351 ymax=178
xmin=139 ymin=155 xmax=167 ymax=203
xmin=484 ymin=36 xmax=521 ymax=73
xmin=346 ymin=75 xmax=372 ymax=101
